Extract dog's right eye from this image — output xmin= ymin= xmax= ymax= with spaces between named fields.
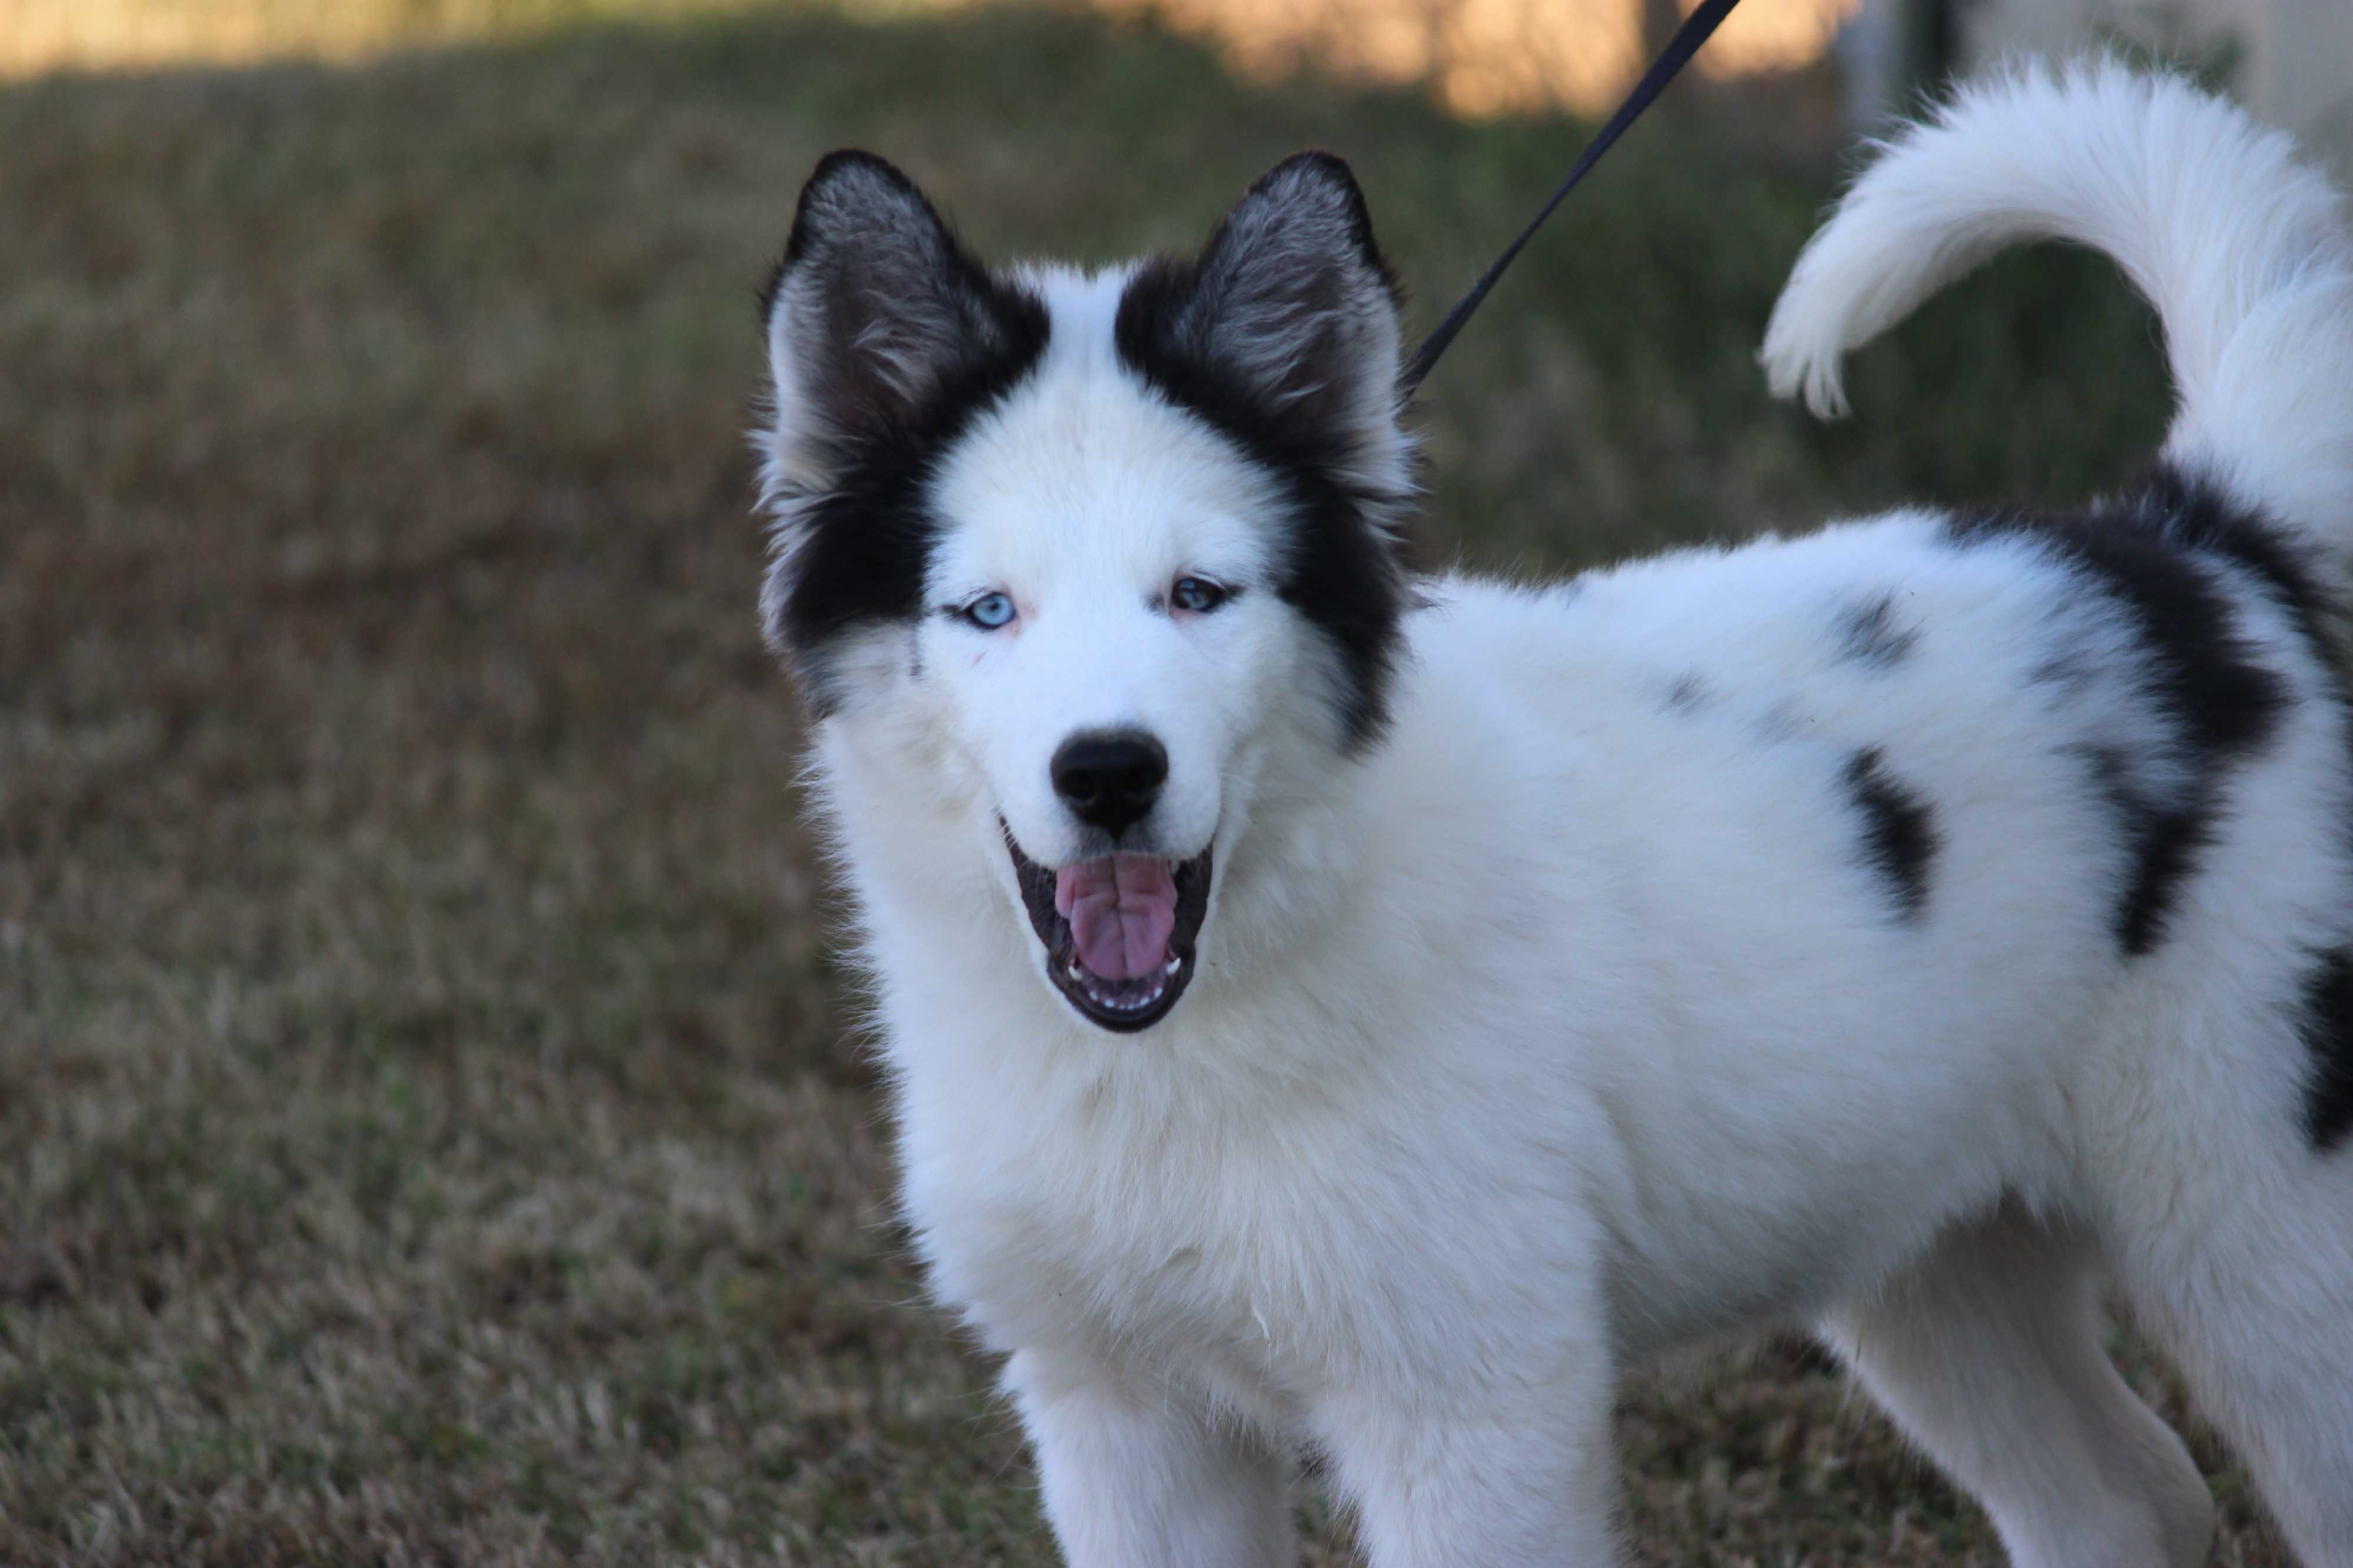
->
xmin=961 ymin=592 xmax=1016 ymax=630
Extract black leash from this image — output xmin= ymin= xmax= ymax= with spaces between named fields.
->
xmin=1400 ymin=0 xmax=1745 ymax=394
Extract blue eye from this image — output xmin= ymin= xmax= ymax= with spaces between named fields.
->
xmin=962 ymin=592 xmax=1016 ymax=630
xmin=1171 ymin=576 xmax=1229 ymax=614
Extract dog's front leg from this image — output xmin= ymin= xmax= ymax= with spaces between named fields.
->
xmin=1005 ymin=1345 xmax=1293 ymax=1568
xmin=1314 ymin=1351 xmax=1622 ymax=1567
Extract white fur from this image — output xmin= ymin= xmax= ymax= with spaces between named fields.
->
xmin=779 ymin=64 xmax=2353 ymax=1566
xmin=1763 ymin=61 xmax=2353 ymax=556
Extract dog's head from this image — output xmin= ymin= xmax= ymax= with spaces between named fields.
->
xmin=755 ymin=150 xmax=1414 ymax=1032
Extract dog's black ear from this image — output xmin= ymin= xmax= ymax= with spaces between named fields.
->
xmin=759 ymin=151 xmax=1039 ymax=465
xmin=1117 ymin=153 xmax=1415 ymax=753
xmin=753 ymin=153 xmax=1048 ymax=686
xmin=1115 ymin=152 xmax=1405 ymax=462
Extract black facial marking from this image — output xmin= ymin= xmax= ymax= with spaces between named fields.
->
xmin=1835 ymin=592 xmax=1919 ymax=669
xmin=759 ymin=152 xmax=1051 ymax=711
xmin=1947 ymin=467 xmax=2295 ymax=955
xmin=1841 ymin=746 xmax=1937 ymax=922
xmin=1113 ymin=153 xmax=1411 ymax=752
xmin=2297 ymin=948 xmax=2353 ymax=1151
xmin=776 ymin=323 xmax=1047 ymax=709
xmin=1116 ymin=283 xmax=1404 ymax=748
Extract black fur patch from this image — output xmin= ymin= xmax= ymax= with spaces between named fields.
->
xmin=760 ymin=153 xmax=1051 ymax=710
xmin=1665 ymin=672 xmax=1710 ymax=712
xmin=1947 ymin=468 xmax=2294 ymax=955
xmin=776 ymin=291 xmax=1046 ymax=656
xmin=1835 ymin=592 xmax=1919 ymax=669
xmin=1115 ymin=285 xmax=1407 ymax=749
xmin=2297 ymin=949 xmax=2353 ymax=1150
xmin=2133 ymin=461 xmax=2353 ymax=1145
xmin=1113 ymin=154 xmax=1410 ymax=751
xmin=1841 ymin=747 xmax=1937 ymax=922
xmin=2132 ymin=462 xmax=2334 ymax=655
xmin=2055 ymin=743 xmax=2201 ymax=958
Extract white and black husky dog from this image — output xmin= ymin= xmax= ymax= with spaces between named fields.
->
xmin=752 ymin=62 xmax=2353 ymax=1567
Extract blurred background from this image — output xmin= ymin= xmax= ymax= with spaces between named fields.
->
xmin=2 ymin=1 xmax=2341 ymax=1563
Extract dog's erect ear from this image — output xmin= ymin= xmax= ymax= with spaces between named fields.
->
xmin=1116 ymin=152 xmax=1405 ymax=466
xmin=753 ymin=152 xmax=1048 ymax=683
xmin=758 ymin=151 xmax=1036 ymax=476
xmin=1117 ymin=152 xmax=1414 ymax=752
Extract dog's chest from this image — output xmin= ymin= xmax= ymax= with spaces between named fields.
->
xmin=901 ymin=1083 xmax=1362 ymax=1390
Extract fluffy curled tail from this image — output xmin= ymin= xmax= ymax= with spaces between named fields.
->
xmin=1761 ymin=59 xmax=2353 ymax=558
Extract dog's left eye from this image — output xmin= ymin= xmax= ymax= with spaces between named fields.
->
xmin=1170 ymin=576 xmax=1229 ymax=614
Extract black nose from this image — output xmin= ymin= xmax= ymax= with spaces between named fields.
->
xmin=1051 ymin=730 xmax=1168 ymax=838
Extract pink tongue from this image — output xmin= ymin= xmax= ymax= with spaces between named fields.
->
xmin=1055 ymin=855 xmax=1177 ymax=981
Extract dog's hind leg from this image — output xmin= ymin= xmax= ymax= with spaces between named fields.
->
xmin=1818 ymin=1203 xmax=2212 ymax=1568
xmin=2108 ymin=1135 xmax=2353 ymax=1568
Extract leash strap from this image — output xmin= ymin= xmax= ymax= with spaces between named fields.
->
xmin=1399 ymin=0 xmax=1745 ymax=394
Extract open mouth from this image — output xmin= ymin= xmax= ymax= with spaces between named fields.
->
xmin=1004 ymin=825 xmax=1212 ymax=1033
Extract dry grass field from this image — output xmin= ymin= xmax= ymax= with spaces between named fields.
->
xmin=0 ymin=4 xmax=2302 ymax=1562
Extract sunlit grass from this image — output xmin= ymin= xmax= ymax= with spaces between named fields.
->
xmin=2 ymin=0 xmax=1855 ymax=115
xmin=1 ymin=0 xmax=779 ymax=74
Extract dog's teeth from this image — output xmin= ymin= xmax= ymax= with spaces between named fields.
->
xmin=1162 ymin=957 xmax=1181 ymax=976
xmin=1067 ymin=962 xmax=1086 ymax=980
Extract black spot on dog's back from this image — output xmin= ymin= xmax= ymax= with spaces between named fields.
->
xmin=2135 ymin=462 xmax=2333 ymax=656
xmin=2297 ymin=949 xmax=2353 ymax=1150
xmin=1665 ymin=672 xmax=1710 ymax=712
xmin=1835 ymin=592 xmax=1919 ymax=669
xmin=1842 ymin=747 xmax=1937 ymax=922
xmin=1948 ymin=504 xmax=2285 ymax=765
xmin=1949 ymin=469 xmax=2294 ymax=955
xmin=2061 ymin=743 xmax=2211 ymax=959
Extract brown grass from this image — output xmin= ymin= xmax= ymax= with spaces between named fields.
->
xmin=0 ymin=4 xmax=2297 ymax=1562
